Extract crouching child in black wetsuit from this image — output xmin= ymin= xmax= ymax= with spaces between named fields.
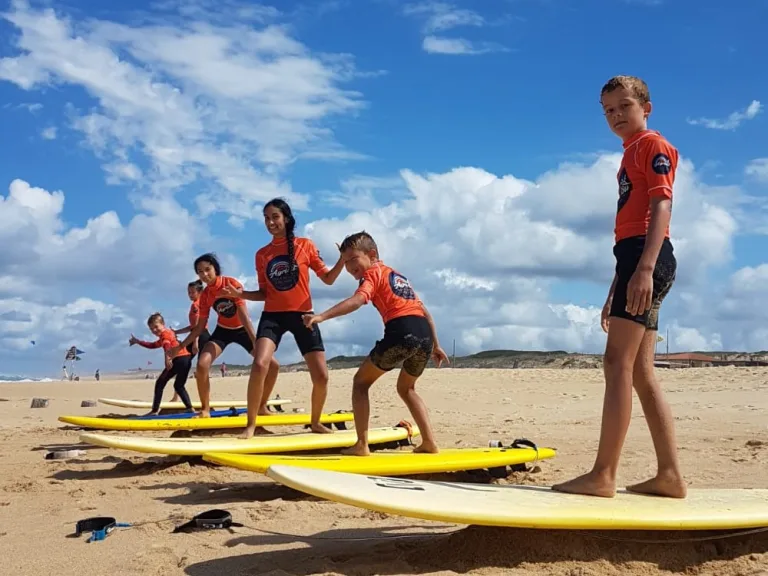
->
xmin=129 ymin=312 xmax=194 ymax=416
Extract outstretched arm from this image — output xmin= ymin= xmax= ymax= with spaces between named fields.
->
xmin=313 ymin=242 xmax=345 ymax=286
xmin=317 ymin=254 xmax=345 ymax=286
xmin=129 ymin=334 xmax=161 ymax=349
xmin=175 ymin=318 xmax=205 ymax=351
xmin=238 ymin=289 xmax=266 ymax=302
xmin=303 ymin=293 xmax=366 ymax=327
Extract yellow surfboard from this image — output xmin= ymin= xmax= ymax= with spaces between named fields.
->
xmin=79 ymin=425 xmax=419 ymax=455
xmin=267 ymin=465 xmax=768 ymax=531
xmin=58 ymin=412 xmax=352 ymax=431
xmin=97 ymin=397 xmax=290 ymax=410
xmin=203 ymin=445 xmax=555 ymax=476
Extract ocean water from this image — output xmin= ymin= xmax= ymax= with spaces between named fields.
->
xmin=0 ymin=375 xmax=54 ymax=383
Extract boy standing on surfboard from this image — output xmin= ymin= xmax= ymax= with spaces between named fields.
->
xmin=301 ymin=231 xmax=449 ymax=457
xmin=552 ymin=76 xmax=687 ymax=499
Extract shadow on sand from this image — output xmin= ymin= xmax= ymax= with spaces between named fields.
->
xmin=141 ymin=480 xmax=316 ymax=505
xmin=184 ymin=524 xmax=768 ymax=576
xmin=46 ymin=455 xmax=216 ymax=480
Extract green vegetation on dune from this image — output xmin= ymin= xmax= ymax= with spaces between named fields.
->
xmin=213 ymin=347 xmax=768 ymax=374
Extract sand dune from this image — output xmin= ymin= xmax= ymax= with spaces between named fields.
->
xmin=1 ymin=366 xmax=767 ymax=575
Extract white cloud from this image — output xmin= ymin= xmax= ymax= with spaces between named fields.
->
xmin=422 ymin=36 xmax=508 ymax=55
xmin=403 ymin=2 xmax=509 ymax=55
xmin=0 ymin=296 xmax=135 ymax=353
xmin=687 ymin=100 xmax=762 ymax=130
xmin=404 ymin=2 xmax=486 ymax=33
xmin=745 ymin=158 xmax=768 ymax=183
xmin=0 ymin=0 xmax=373 ymax=222
xmin=40 ymin=126 xmax=56 ymax=140
xmin=320 ymin=175 xmax=406 ymax=211
xmin=0 ymin=178 xmax=201 ymax=295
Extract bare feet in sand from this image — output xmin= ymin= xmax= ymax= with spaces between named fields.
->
xmin=551 ymin=470 xmax=616 ymax=498
xmin=309 ymin=423 xmax=333 ymax=434
xmin=341 ymin=442 xmax=370 ymax=457
xmin=239 ymin=425 xmax=273 ymax=439
xmin=412 ymin=441 xmax=439 ymax=454
xmin=627 ymin=471 xmax=687 ymax=498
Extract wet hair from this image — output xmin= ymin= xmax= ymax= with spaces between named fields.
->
xmin=601 ymin=75 xmax=650 ymax=105
xmin=264 ymin=198 xmax=297 ymax=283
xmin=147 ymin=312 xmax=164 ymax=326
xmin=339 ymin=231 xmax=379 ymax=257
xmin=187 ymin=279 xmax=204 ymax=292
xmin=194 ymin=253 xmax=221 ymax=276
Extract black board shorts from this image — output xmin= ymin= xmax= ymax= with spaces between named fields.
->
xmin=208 ymin=325 xmax=254 ymax=353
xmin=256 ymin=311 xmax=325 ymax=356
xmin=186 ymin=328 xmax=211 ymax=359
xmin=369 ymin=314 xmax=433 ymax=377
xmin=609 ymin=235 xmax=676 ymax=331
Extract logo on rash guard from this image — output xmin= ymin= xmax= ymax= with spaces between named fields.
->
xmin=652 ymin=153 xmax=672 ymax=175
xmin=267 ymin=255 xmax=298 ymax=291
xmin=213 ymin=298 xmax=237 ymax=318
xmin=617 ymin=168 xmax=632 ymax=213
xmin=389 ymin=271 xmax=415 ymax=300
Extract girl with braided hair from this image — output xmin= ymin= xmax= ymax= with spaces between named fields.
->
xmin=224 ymin=198 xmax=345 ymax=439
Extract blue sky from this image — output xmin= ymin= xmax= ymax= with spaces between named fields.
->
xmin=0 ymin=0 xmax=767 ymax=378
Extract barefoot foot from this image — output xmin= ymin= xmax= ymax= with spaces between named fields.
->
xmin=192 ymin=410 xmax=211 ymax=419
xmin=239 ymin=425 xmax=256 ymax=440
xmin=552 ymin=470 xmax=616 ymax=498
xmin=143 ymin=411 xmax=160 ymax=417
xmin=310 ymin=423 xmax=333 ymax=434
xmin=341 ymin=442 xmax=370 ymax=457
xmin=413 ymin=441 xmax=439 ymax=454
xmin=627 ymin=471 xmax=687 ymax=498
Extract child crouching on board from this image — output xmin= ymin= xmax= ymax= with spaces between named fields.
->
xmin=301 ymin=231 xmax=449 ymax=456
xmin=129 ymin=312 xmax=194 ymax=416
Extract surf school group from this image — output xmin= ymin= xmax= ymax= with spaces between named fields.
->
xmin=127 ymin=75 xmax=689 ymax=500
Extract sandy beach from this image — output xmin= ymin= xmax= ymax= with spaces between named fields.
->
xmin=1 ymin=366 xmax=767 ymax=576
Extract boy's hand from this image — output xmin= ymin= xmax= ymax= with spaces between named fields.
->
xmin=431 ymin=346 xmax=449 ymax=368
xmin=128 ymin=334 xmax=138 ymax=346
xmin=626 ymin=269 xmax=653 ymax=316
xmin=601 ymin=301 xmax=611 ymax=333
xmin=302 ymin=313 xmax=322 ymax=329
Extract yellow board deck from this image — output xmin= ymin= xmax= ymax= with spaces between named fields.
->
xmin=79 ymin=425 xmax=419 ymax=455
xmin=203 ymin=445 xmax=555 ymax=476
xmin=267 ymin=465 xmax=768 ymax=530
xmin=58 ymin=411 xmax=352 ymax=431
xmin=97 ymin=397 xmax=290 ymax=410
